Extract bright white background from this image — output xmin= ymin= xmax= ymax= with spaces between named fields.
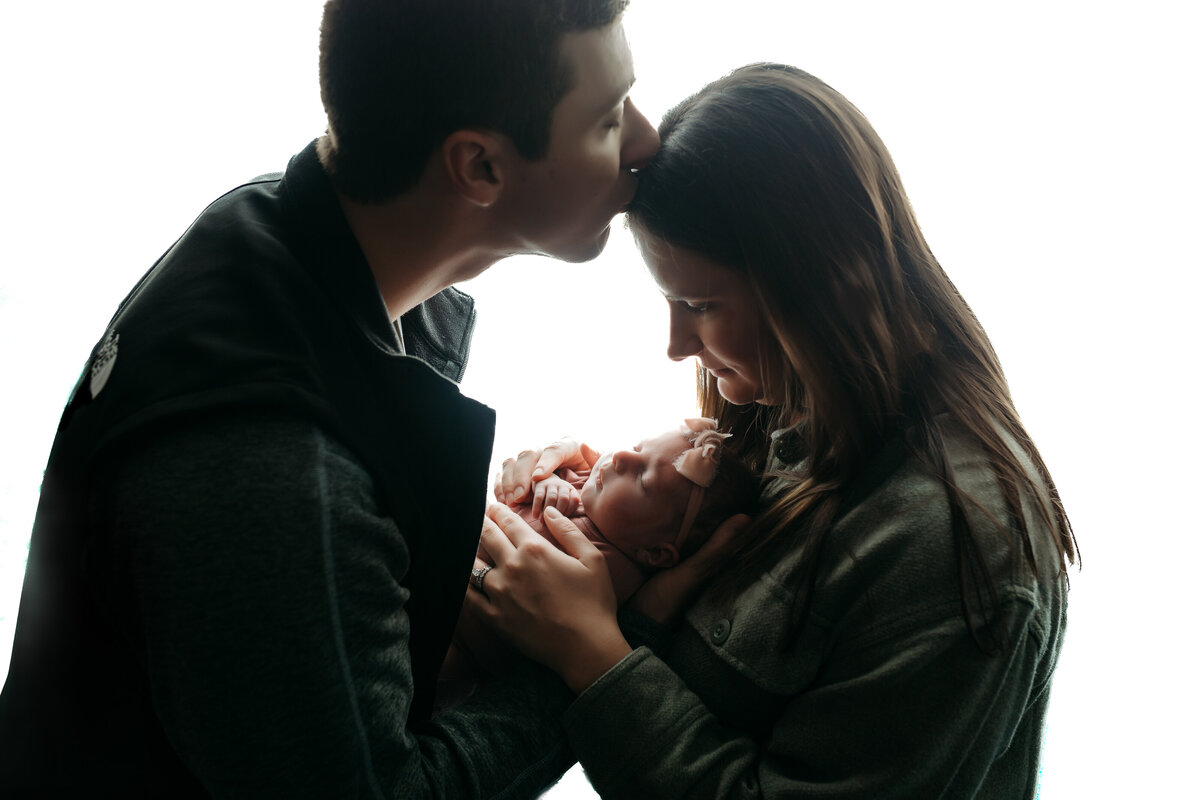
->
xmin=1 ymin=1 xmax=1196 ymax=796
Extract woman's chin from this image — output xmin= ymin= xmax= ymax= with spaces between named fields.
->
xmin=715 ymin=377 xmax=763 ymax=407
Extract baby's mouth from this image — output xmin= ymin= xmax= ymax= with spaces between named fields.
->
xmin=594 ymin=459 xmax=611 ymax=490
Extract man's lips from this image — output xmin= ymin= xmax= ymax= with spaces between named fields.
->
xmin=618 ymin=176 xmax=638 ymax=211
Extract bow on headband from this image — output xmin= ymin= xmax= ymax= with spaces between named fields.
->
xmin=673 ymin=417 xmax=730 ymax=489
xmin=672 ymin=418 xmax=732 ymax=550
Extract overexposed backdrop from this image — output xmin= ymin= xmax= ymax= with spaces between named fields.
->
xmin=1 ymin=2 xmax=1196 ymax=796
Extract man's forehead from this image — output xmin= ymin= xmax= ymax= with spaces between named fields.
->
xmin=557 ymin=22 xmax=634 ymax=112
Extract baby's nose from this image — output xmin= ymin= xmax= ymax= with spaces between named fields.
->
xmin=611 ymin=450 xmax=637 ymax=472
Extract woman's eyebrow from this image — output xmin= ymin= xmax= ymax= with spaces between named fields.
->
xmin=664 ymin=291 xmax=709 ymax=302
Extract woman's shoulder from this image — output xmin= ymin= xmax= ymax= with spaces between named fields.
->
xmin=787 ymin=418 xmax=1060 ymax=639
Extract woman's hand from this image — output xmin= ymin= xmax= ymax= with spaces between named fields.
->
xmin=628 ymin=513 xmax=753 ymax=624
xmin=465 ymin=504 xmax=631 ymax=693
xmin=493 ymin=439 xmax=602 ymax=507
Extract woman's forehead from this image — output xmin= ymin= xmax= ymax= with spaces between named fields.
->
xmin=641 ymin=239 xmax=742 ymax=298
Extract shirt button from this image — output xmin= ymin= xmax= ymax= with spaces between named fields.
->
xmin=711 ymin=619 xmax=732 ymax=645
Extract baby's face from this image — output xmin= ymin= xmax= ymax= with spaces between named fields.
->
xmin=580 ymin=429 xmax=695 ymax=549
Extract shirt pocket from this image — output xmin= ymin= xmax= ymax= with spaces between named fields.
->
xmin=684 ymin=570 xmax=831 ymax=698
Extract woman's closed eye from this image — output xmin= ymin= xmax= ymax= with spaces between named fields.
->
xmin=672 ymin=298 xmax=713 ymax=314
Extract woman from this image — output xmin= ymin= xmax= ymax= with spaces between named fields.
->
xmin=470 ymin=63 xmax=1077 ymax=798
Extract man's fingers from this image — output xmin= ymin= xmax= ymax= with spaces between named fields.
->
xmin=533 ymin=439 xmax=584 ymax=479
xmin=579 ymin=442 xmax=602 ymax=468
xmin=495 ymin=449 xmax=542 ymax=504
xmin=512 ymin=450 xmax=539 ymax=498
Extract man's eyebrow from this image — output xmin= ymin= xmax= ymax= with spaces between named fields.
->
xmin=594 ymin=74 xmax=636 ymax=115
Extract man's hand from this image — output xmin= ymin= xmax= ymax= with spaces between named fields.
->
xmin=493 ymin=439 xmax=601 ymax=506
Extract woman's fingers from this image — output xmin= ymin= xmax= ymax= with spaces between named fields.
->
xmin=470 ymin=505 xmax=625 ymax=692
xmin=628 ymin=513 xmax=752 ymax=623
xmin=687 ymin=513 xmax=753 ymax=575
xmin=541 ymin=507 xmax=602 ymax=564
xmin=484 ymin=502 xmax=542 ymax=548
xmin=477 ymin=513 xmax=507 ymax=564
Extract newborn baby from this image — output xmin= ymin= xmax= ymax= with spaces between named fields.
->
xmin=437 ymin=418 xmax=758 ymax=710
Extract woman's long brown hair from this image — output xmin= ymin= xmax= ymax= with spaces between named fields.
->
xmin=628 ymin=64 xmax=1077 ymax=653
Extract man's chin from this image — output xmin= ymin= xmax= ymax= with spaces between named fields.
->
xmin=552 ymin=223 xmax=613 ymax=264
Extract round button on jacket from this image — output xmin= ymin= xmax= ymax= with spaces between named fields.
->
xmin=711 ymin=618 xmax=732 ymax=645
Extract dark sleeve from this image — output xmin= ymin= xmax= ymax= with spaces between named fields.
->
xmin=615 ymin=609 xmax=675 ymax=654
xmin=97 ymin=412 xmax=573 ymax=799
xmin=565 ymin=601 xmax=1048 ymax=799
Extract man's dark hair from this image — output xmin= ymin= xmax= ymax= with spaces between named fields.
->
xmin=318 ymin=0 xmax=630 ymax=203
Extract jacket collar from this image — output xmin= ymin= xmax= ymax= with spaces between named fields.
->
xmin=279 ymin=139 xmax=404 ymax=358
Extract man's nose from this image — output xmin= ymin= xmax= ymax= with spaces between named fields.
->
xmin=621 ymin=99 xmax=660 ymax=172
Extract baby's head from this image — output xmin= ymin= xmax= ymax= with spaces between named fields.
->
xmin=579 ymin=418 xmax=758 ymax=569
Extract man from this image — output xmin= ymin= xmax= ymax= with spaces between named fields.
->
xmin=0 ymin=0 xmax=658 ymax=796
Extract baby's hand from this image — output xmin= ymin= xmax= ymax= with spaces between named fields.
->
xmin=494 ymin=439 xmax=600 ymax=506
xmin=530 ymin=475 xmax=581 ymax=519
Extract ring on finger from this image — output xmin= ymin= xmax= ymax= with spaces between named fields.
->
xmin=470 ymin=565 xmax=493 ymax=593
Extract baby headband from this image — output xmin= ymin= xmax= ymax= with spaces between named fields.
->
xmin=673 ymin=417 xmax=731 ymax=551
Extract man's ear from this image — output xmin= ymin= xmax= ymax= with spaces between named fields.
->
xmin=636 ymin=543 xmax=680 ymax=569
xmin=441 ymin=130 xmax=506 ymax=208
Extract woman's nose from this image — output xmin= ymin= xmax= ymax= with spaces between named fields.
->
xmin=621 ymin=99 xmax=660 ymax=172
xmin=666 ymin=307 xmax=702 ymax=362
